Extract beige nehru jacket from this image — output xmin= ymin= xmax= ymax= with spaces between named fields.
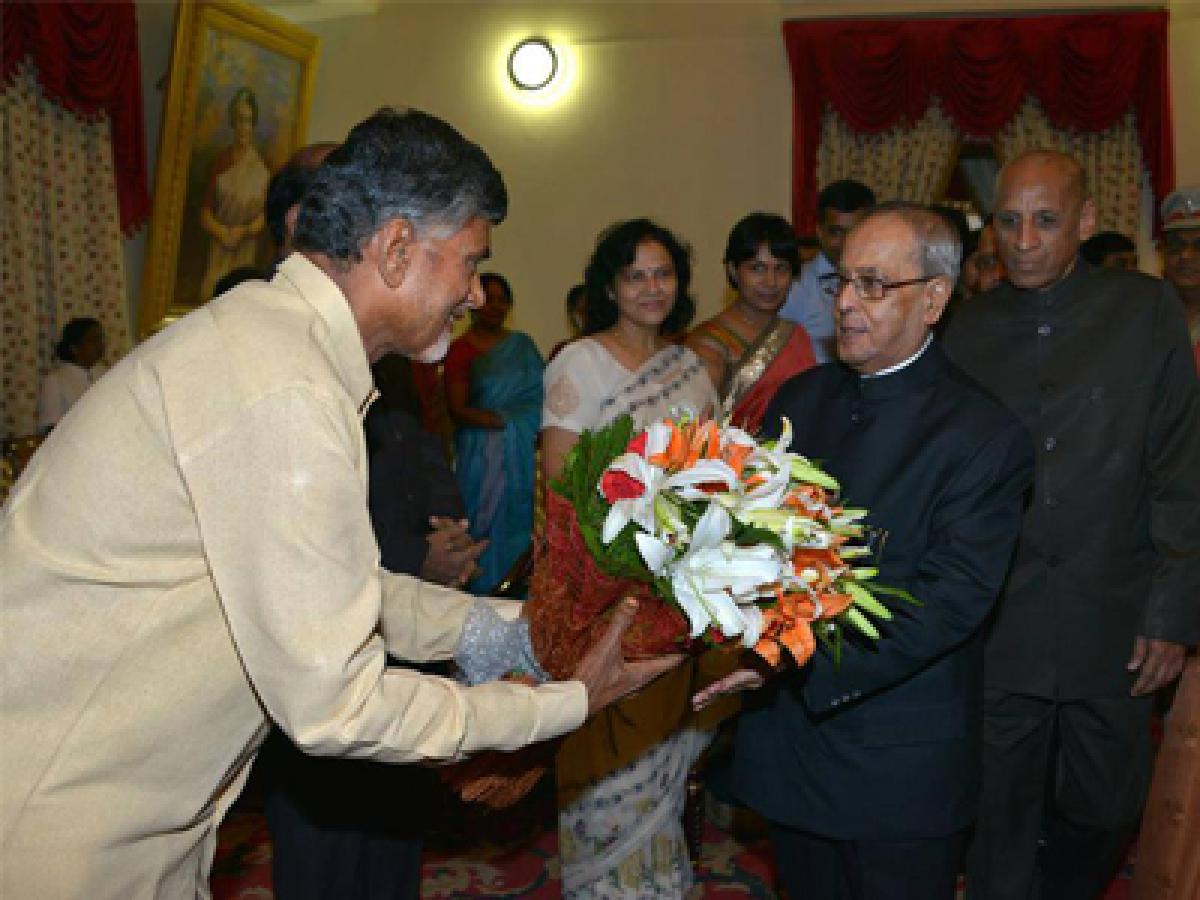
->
xmin=0 ymin=254 xmax=587 ymax=899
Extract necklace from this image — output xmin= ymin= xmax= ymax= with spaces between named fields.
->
xmin=605 ymin=327 xmax=662 ymax=369
xmin=728 ymin=302 xmax=773 ymax=339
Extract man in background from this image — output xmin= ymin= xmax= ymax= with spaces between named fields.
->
xmin=945 ymin=150 xmax=1200 ymax=900
xmin=780 ymin=178 xmax=876 ymax=363
xmin=1160 ymin=186 xmax=1200 ymax=366
xmin=1080 ymin=230 xmax=1139 ymax=270
xmin=960 ymin=217 xmax=1005 ymax=301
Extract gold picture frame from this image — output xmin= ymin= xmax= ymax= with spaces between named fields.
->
xmin=139 ymin=0 xmax=319 ymax=337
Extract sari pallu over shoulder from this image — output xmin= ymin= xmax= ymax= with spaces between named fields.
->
xmin=723 ymin=320 xmax=817 ymax=432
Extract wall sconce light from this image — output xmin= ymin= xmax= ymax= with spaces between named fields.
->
xmin=508 ymin=38 xmax=557 ymax=91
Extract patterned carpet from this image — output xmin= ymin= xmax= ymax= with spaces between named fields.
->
xmin=211 ymin=786 xmax=780 ymax=899
xmin=210 ymin=785 xmax=1135 ymax=899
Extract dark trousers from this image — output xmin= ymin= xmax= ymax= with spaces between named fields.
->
xmin=259 ymin=731 xmax=429 ymax=900
xmin=771 ymin=824 xmax=967 ymax=900
xmin=965 ymin=690 xmax=1153 ymax=900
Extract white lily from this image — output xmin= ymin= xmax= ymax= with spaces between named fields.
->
xmin=669 ymin=459 xmax=740 ymax=502
xmin=600 ymin=453 xmax=738 ymax=545
xmin=739 ymin=603 xmax=765 ymax=648
xmin=666 ymin=504 xmax=786 ymax=639
xmin=737 ymin=462 xmax=792 ymax=512
xmin=745 ymin=417 xmax=841 ymax=502
xmin=726 ymin=417 xmax=798 ymax=515
xmin=671 ymin=543 xmax=785 ymax=639
xmin=721 ymin=424 xmax=758 ymax=454
xmin=642 ymin=420 xmax=675 ymax=460
xmin=600 ymin=452 xmax=663 ymax=544
xmin=692 ymin=502 xmax=733 ymax=549
xmin=635 ymin=530 xmax=674 ymax=576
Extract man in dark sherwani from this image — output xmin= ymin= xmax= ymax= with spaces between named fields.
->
xmin=697 ymin=203 xmax=1034 ymax=900
xmin=944 ymin=149 xmax=1200 ymax=900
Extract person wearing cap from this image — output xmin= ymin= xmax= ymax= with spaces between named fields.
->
xmin=1129 ymin=185 xmax=1200 ymax=900
xmin=943 ymin=151 xmax=1200 ymax=900
xmin=1160 ymin=185 xmax=1200 ymax=369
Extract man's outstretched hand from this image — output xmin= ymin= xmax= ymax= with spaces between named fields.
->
xmin=572 ymin=597 xmax=685 ymax=716
xmin=691 ymin=652 xmax=778 ymax=711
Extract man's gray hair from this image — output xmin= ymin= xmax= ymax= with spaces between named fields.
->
xmin=864 ymin=201 xmax=962 ymax=282
xmin=293 ymin=108 xmax=507 ymax=261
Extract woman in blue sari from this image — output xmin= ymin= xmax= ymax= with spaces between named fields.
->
xmin=444 ymin=273 xmax=544 ymax=595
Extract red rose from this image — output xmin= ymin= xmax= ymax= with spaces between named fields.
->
xmin=626 ymin=432 xmax=648 ymax=456
xmin=600 ymin=469 xmax=646 ymax=502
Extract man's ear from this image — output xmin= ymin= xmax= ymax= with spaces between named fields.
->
xmin=1078 ymin=198 xmax=1098 ymax=243
xmin=374 ymin=218 xmax=415 ymax=289
xmin=284 ymin=204 xmax=301 ymax=251
xmin=923 ymin=276 xmax=952 ymax=326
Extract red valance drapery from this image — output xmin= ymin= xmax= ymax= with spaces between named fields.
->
xmin=2 ymin=0 xmax=150 ymax=234
xmin=783 ymin=11 xmax=1174 ymax=235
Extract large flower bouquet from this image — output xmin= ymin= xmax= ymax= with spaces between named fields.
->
xmin=526 ymin=411 xmax=910 ymax=678
xmin=446 ymin=412 xmax=911 ymax=809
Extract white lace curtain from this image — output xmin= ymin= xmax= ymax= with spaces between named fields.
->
xmin=816 ymin=102 xmax=960 ymax=208
xmin=815 ymin=95 xmax=1146 ymax=239
xmin=1 ymin=63 xmax=131 ymax=440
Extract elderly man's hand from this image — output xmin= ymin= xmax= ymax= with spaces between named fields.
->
xmin=691 ymin=652 xmax=777 ymax=711
xmin=1128 ymin=636 xmax=1188 ymax=695
xmin=573 ymin=598 xmax=685 ymax=716
xmin=421 ymin=517 xmax=486 ymax=588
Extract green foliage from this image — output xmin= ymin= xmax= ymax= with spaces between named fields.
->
xmin=551 ymin=416 xmax=654 ymax=584
xmin=862 ymin=582 xmax=921 ymax=606
xmin=729 ymin=521 xmax=786 ymax=554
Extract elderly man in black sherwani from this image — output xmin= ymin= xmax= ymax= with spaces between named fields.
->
xmin=944 ymin=150 xmax=1200 ymax=900
xmin=696 ymin=203 xmax=1033 ymax=900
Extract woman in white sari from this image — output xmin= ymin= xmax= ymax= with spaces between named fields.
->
xmin=542 ymin=219 xmax=717 ymax=898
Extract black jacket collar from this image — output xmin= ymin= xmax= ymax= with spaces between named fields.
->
xmin=835 ymin=338 xmax=947 ymax=401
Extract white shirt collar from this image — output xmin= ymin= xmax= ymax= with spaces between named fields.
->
xmin=861 ymin=334 xmax=933 ymax=379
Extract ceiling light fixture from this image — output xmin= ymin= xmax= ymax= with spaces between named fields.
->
xmin=508 ymin=38 xmax=557 ymax=91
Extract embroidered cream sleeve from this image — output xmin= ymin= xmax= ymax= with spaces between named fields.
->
xmin=545 ymin=372 xmax=581 ymax=420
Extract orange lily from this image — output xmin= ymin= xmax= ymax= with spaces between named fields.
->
xmin=647 ymin=420 xmax=684 ymax=469
xmin=683 ymin=420 xmax=719 ymax=468
xmin=817 ymin=591 xmax=853 ymax=618
xmin=722 ymin=441 xmax=754 ymax=479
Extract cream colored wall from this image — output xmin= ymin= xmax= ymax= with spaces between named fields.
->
xmin=1172 ymin=0 xmax=1200 ymax=184
xmin=129 ymin=0 xmax=1200 ymax=352
xmin=300 ymin=3 xmax=795 ymax=351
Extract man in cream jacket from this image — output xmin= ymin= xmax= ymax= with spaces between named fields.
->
xmin=0 ymin=109 xmax=676 ymax=898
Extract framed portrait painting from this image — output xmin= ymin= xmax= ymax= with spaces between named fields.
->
xmin=139 ymin=0 xmax=318 ymax=336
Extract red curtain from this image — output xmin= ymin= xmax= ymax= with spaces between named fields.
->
xmin=2 ymin=0 xmax=150 ymax=234
xmin=783 ymin=12 xmax=1174 ymax=235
